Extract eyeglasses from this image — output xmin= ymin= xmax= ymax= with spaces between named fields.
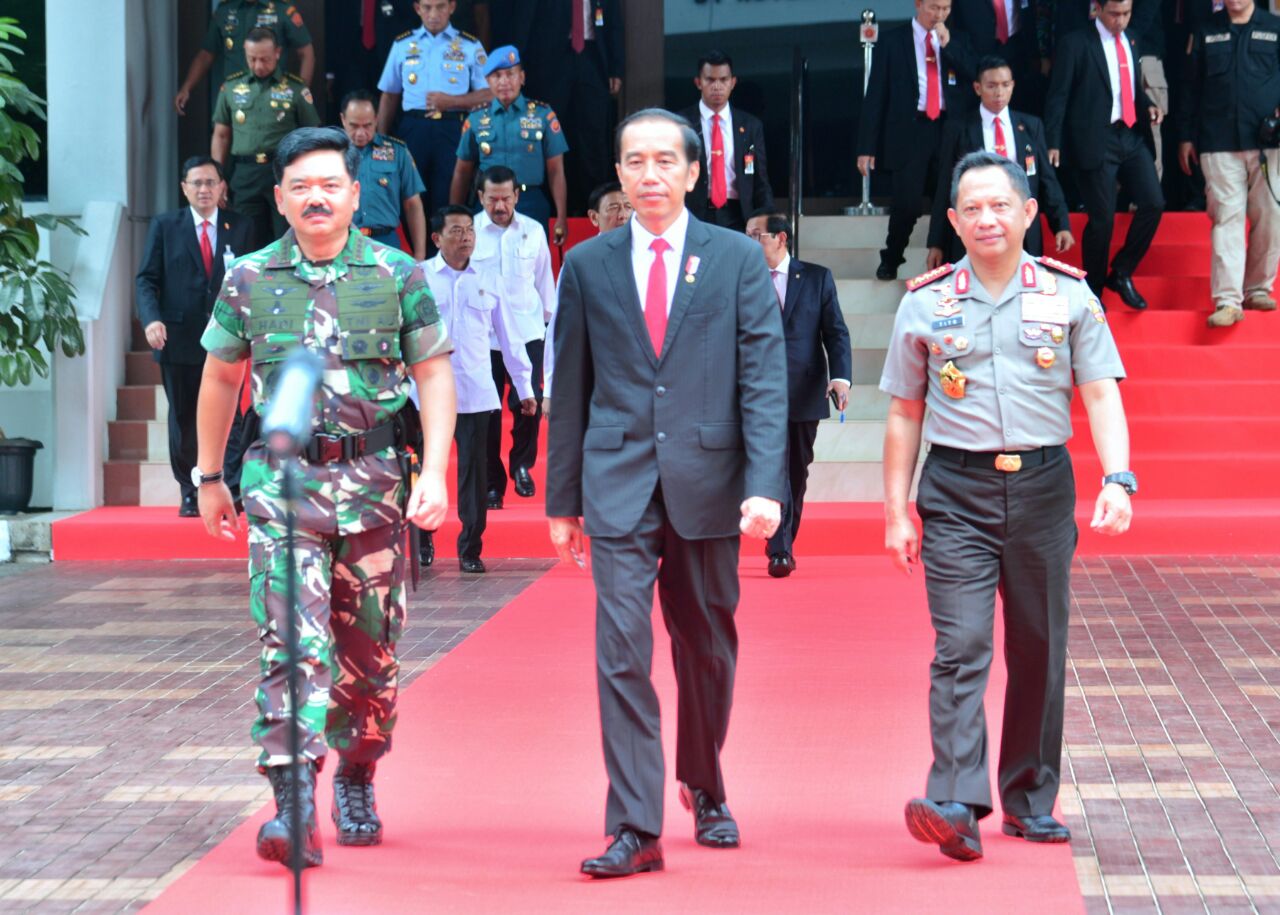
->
xmin=747 ymin=231 xmax=776 ymax=241
xmin=440 ymin=226 xmax=475 ymax=238
xmin=184 ymin=179 xmax=221 ymax=189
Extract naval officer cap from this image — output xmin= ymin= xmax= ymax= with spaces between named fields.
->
xmin=483 ymin=45 xmax=522 ymax=78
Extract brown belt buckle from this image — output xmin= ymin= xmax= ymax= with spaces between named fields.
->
xmin=994 ymin=454 xmax=1023 ymax=472
xmin=427 ymin=109 xmax=442 ymax=120
xmin=254 ymin=152 xmax=268 ymax=164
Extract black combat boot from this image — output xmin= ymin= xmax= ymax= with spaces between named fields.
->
xmin=256 ymin=762 xmax=323 ymax=868
xmin=332 ymin=759 xmax=382 ymax=846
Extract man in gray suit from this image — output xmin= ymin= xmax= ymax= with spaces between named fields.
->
xmin=546 ymin=109 xmax=788 ymax=879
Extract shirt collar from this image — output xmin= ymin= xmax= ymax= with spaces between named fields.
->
xmin=421 ymin=23 xmax=457 ymax=41
xmin=1096 ymin=18 xmax=1125 ymax=44
xmin=630 ymin=208 xmax=690 ymax=261
xmin=492 ymin=93 xmax=526 ymax=114
xmin=265 ymin=228 xmax=365 ymax=284
xmin=698 ymin=99 xmax=730 ymax=125
xmin=429 ymin=254 xmax=474 ymax=277
xmin=773 ymin=253 xmax=791 ymax=275
xmin=980 ymin=105 xmax=1009 ymax=128
xmin=912 ymin=18 xmax=937 ymax=42
xmin=191 ymin=207 xmax=218 ymax=228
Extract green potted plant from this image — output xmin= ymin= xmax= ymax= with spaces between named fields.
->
xmin=0 ymin=16 xmax=85 ymax=513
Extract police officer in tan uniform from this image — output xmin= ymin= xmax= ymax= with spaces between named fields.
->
xmin=880 ymin=151 xmax=1136 ymax=863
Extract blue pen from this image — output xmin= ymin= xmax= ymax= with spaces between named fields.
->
xmin=839 ymin=409 xmax=845 ymax=424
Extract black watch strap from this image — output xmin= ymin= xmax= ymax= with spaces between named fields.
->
xmin=1102 ymin=471 xmax=1138 ymax=495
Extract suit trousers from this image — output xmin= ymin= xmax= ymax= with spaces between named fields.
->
xmin=162 ymin=361 xmax=245 ymax=499
xmin=1200 ymin=149 xmax=1280 ymax=309
xmin=590 ymin=483 xmax=741 ymax=837
xmin=454 ymin=411 xmax=489 ymax=560
xmin=702 ymin=198 xmax=747 ymax=233
xmin=915 ymin=447 xmax=1077 ymax=819
xmin=765 ymin=420 xmax=819 ymax=558
xmin=882 ymin=116 xmax=945 ymax=269
xmin=486 ymin=339 xmax=544 ymax=497
xmin=1075 ymin=123 xmax=1164 ymax=293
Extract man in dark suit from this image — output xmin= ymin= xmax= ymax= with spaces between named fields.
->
xmin=547 ymin=109 xmax=787 ymax=878
xmin=857 ymin=0 xmax=977 ymax=280
xmin=678 ymin=50 xmax=774 ymax=232
xmin=487 ymin=0 xmax=624 ymax=213
xmin=927 ymin=56 xmax=1074 ymax=264
xmin=324 ymin=0 xmax=419 ymax=118
xmin=135 ymin=157 xmax=254 ymax=516
xmin=1045 ymin=0 xmax=1164 ymax=309
xmin=949 ymin=0 xmax=1042 ymax=112
xmin=745 ymin=211 xmax=852 ymax=579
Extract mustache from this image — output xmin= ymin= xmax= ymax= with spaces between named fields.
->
xmin=302 ymin=205 xmax=333 ymax=217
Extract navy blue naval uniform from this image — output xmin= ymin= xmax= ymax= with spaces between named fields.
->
xmin=354 ymin=133 xmax=426 ymax=249
xmin=379 ymin=24 xmax=487 ymax=219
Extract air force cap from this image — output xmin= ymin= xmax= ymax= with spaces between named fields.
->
xmin=483 ymin=45 xmax=521 ymax=78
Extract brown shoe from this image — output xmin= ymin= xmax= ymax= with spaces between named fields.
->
xmin=1207 ymin=306 xmax=1243 ymax=327
xmin=1243 ymin=294 xmax=1277 ymax=311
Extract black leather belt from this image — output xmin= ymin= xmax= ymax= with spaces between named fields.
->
xmin=404 ymin=109 xmax=466 ymax=121
xmin=359 ymin=225 xmax=397 ymax=237
xmin=304 ymin=421 xmax=400 ymax=464
xmin=929 ymin=444 xmax=1065 ymax=473
xmin=233 ymin=152 xmax=274 ymax=164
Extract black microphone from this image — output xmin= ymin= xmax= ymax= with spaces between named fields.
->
xmin=262 ymin=348 xmax=324 ymax=457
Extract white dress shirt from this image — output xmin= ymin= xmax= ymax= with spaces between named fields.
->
xmin=996 ymin=0 xmax=1019 ymax=36
xmin=571 ymin=0 xmax=597 ymax=40
xmin=769 ymin=252 xmax=791 ymax=307
xmin=191 ymin=206 xmax=218 ymax=257
xmin=980 ymin=105 xmax=1015 ymax=158
xmin=424 ymin=255 xmax=533 ymax=414
xmin=630 ymin=208 xmax=690 ymax=317
xmin=471 ymin=210 xmax=556 ymax=347
xmin=912 ymin=18 xmax=947 ymax=113
xmin=698 ymin=100 xmax=738 ymax=199
xmin=1096 ymin=18 xmax=1135 ymax=124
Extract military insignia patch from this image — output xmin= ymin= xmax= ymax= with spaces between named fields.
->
xmin=1037 ymin=255 xmax=1087 ymax=279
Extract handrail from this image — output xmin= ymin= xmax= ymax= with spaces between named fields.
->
xmin=789 ymin=46 xmax=806 ymax=257
xmin=852 ymin=10 xmax=887 ymax=216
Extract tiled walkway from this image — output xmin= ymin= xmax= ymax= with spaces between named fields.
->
xmin=0 ymin=555 xmax=1278 ymax=912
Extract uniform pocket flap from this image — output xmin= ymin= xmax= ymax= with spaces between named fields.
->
xmin=698 ymin=423 xmax=743 ymax=450
xmin=583 ymin=426 xmax=625 ymax=450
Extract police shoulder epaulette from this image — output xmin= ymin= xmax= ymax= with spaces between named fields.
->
xmin=223 ymin=70 xmax=246 ymax=83
xmin=905 ymin=262 xmax=955 ymax=292
xmin=394 ymin=29 xmax=414 ymax=42
xmin=1036 ymin=256 xmax=1087 ymax=279
xmin=459 ymin=30 xmax=480 ymax=43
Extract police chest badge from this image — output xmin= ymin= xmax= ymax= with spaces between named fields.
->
xmin=939 ymin=360 xmax=966 ymax=399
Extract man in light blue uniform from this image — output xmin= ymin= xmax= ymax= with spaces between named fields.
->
xmin=342 ymin=90 xmax=428 ymax=259
xmin=376 ymin=0 xmax=490 ymax=222
xmin=449 ymin=46 xmax=570 ymax=241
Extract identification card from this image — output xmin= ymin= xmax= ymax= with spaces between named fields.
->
xmin=595 ymin=6 xmax=604 ymax=26
xmin=744 ymin=153 xmax=755 ymax=175
xmin=1020 ymin=292 xmax=1069 ymax=324
xmin=947 ymin=70 xmax=956 ymax=86
xmin=1025 ymin=154 xmax=1037 ymax=176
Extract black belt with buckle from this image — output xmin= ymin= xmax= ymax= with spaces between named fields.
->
xmin=304 ymin=421 xmax=400 ymax=464
xmin=359 ymin=225 xmax=398 ymax=237
xmin=929 ymin=444 xmax=1065 ymax=473
xmin=233 ymin=152 xmax=274 ymax=165
xmin=405 ymin=109 xmax=465 ymax=121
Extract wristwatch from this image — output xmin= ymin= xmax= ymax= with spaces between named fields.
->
xmin=1102 ymin=471 xmax=1138 ymax=495
xmin=190 ymin=467 xmax=224 ymax=488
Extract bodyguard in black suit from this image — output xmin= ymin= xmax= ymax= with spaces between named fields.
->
xmin=857 ymin=0 xmax=977 ymax=279
xmin=324 ymin=0 xmax=419 ymax=118
xmin=927 ymin=57 xmax=1073 ymax=262
xmin=135 ymin=157 xmax=254 ymax=515
xmin=746 ymin=212 xmax=852 ymax=579
xmin=1044 ymin=0 xmax=1165 ymax=308
xmin=948 ymin=0 xmax=1042 ymax=112
xmin=679 ymin=50 xmax=774 ymax=232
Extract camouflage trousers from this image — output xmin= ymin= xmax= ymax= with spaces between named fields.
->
xmin=247 ymin=514 xmax=407 ymax=771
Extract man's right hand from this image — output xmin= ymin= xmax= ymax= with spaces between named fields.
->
xmin=885 ymin=514 xmax=920 ymax=575
xmin=925 ymin=247 xmax=945 ymax=270
xmin=1178 ymin=141 xmax=1198 ymax=176
xmin=548 ymin=516 xmax=586 ymax=568
xmin=857 ymin=155 xmax=875 ymax=177
xmin=144 ymin=321 xmax=167 ymax=350
xmin=174 ymin=86 xmax=191 ymax=116
xmin=1048 ymin=149 xmax=1061 ymax=168
xmin=199 ymin=481 xmax=240 ymax=541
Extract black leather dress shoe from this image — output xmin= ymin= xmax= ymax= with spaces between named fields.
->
xmin=1105 ymin=272 xmax=1148 ymax=310
xmin=419 ymin=531 xmax=435 ymax=568
xmin=179 ymin=494 xmax=199 ymax=518
xmin=459 ymin=557 xmax=486 ymax=574
xmin=486 ymin=489 xmax=503 ymax=510
xmin=512 ymin=466 xmax=535 ymax=498
xmin=875 ymin=261 xmax=898 ymax=281
xmin=1002 ymin=813 xmax=1071 ymax=843
xmin=767 ymin=553 xmax=794 ymax=579
xmin=581 ymin=827 xmax=664 ymax=878
xmin=904 ymin=798 xmax=983 ymax=862
xmin=679 ymin=783 xmax=740 ymax=848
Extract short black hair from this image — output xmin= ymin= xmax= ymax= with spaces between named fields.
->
xmin=273 ymin=127 xmax=359 ymax=183
xmin=697 ymin=49 xmax=734 ymax=75
xmin=976 ymin=55 xmax=1013 ymax=81
xmin=431 ymin=204 xmax=474 ymax=235
xmin=949 ymin=150 xmax=1031 ymax=207
xmin=478 ymin=164 xmax=518 ymax=193
xmin=614 ymin=108 xmax=703 ymax=166
xmin=340 ymin=89 xmax=377 ymax=116
xmin=181 ymin=155 xmax=224 ymax=183
xmin=749 ymin=209 xmax=791 ymax=240
xmin=587 ymin=181 xmax=623 ymax=213
xmin=245 ymin=26 xmax=278 ymax=46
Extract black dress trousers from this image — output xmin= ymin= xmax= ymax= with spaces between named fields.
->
xmin=486 ymin=339 xmax=544 ymax=497
xmin=766 ymin=419 xmax=820 ymax=558
xmin=453 ymin=411 xmax=489 ymax=560
xmin=162 ymin=361 xmax=246 ymax=499
xmin=882 ymin=115 xmax=946 ymax=269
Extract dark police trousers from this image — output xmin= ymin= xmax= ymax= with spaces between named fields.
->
xmin=486 ymin=339 xmax=544 ymax=498
xmin=915 ymin=445 xmax=1076 ymax=819
xmin=1076 ymin=122 xmax=1164 ymax=292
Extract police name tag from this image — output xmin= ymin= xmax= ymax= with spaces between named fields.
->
xmin=932 ymin=315 xmax=964 ymax=330
xmin=1020 ymin=292 xmax=1069 ymax=324
xmin=1254 ymin=30 xmax=1278 ymax=40
xmin=1204 ymin=32 xmax=1231 ymax=42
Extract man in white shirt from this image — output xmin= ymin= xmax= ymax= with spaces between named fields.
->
xmin=471 ymin=165 xmax=556 ymax=508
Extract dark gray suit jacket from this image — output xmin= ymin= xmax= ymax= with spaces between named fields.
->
xmin=781 ymin=260 xmax=852 ymax=423
xmin=546 ymin=212 xmax=788 ymax=540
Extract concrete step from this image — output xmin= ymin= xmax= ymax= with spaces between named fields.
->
xmin=845 ymin=313 xmax=896 ymax=349
xmin=836 ymin=278 xmax=905 ymax=315
xmin=805 ymin=247 xmax=930 ymax=280
xmin=103 ymin=460 xmax=181 ymax=507
xmin=117 ymin=384 xmax=167 ymax=422
xmin=798 ymin=215 xmax=929 ymax=249
xmin=125 ymin=351 xmax=161 ymax=386
xmin=849 ymin=348 xmax=889 ymax=385
xmin=835 ymin=385 xmax=893 ymax=421
xmin=805 ymin=460 xmax=921 ymax=502
xmin=108 ymin=419 xmax=169 ymax=462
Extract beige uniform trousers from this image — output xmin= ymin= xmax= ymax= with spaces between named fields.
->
xmin=1139 ymin=56 xmax=1169 ymax=180
xmin=1200 ymin=149 xmax=1280 ymax=308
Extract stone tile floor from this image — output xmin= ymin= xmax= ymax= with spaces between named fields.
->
xmin=0 ymin=555 xmax=1277 ymax=912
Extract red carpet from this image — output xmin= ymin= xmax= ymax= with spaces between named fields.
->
xmin=143 ymin=558 xmax=1082 ymax=914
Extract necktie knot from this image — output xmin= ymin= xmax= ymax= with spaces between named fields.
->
xmin=650 ymin=238 xmax=670 ymax=257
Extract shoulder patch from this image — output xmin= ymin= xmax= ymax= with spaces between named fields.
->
xmin=905 ymin=262 xmax=955 ymax=292
xmin=1036 ymin=256 xmax=1088 ymax=280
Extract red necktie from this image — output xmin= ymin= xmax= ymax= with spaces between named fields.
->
xmin=924 ymin=34 xmax=941 ymax=121
xmin=710 ymin=113 xmax=728 ymax=208
xmin=1116 ymin=33 xmax=1136 ymax=127
xmin=362 ymin=0 xmax=376 ymax=51
xmin=571 ymin=0 xmax=585 ymax=53
xmin=993 ymin=116 xmax=1008 ymax=157
xmin=993 ymin=0 xmax=1010 ymax=43
xmin=200 ymin=220 xmax=214 ymax=276
xmin=644 ymin=238 xmax=670 ymax=356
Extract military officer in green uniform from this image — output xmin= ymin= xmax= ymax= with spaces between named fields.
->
xmin=212 ymin=28 xmax=322 ymax=247
xmin=449 ymin=45 xmax=569 ymax=243
xmin=341 ymin=89 xmax=428 ymax=259
xmin=175 ymin=0 xmax=315 ymax=117
xmin=881 ymin=152 xmax=1135 ymax=863
xmin=195 ymin=127 xmax=456 ymax=867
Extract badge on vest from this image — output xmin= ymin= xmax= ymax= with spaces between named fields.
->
xmin=940 ymin=360 xmax=966 ymax=399
xmin=744 ymin=152 xmax=755 ymax=175
xmin=1020 ymin=292 xmax=1069 ymax=324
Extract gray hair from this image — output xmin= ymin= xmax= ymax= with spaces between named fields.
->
xmin=949 ymin=150 xmax=1031 ymax=208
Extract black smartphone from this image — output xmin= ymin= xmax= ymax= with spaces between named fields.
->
xmin=828 ymin=390 xmax=841 ymax=411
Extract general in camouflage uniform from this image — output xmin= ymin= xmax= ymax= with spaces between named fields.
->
xmin=197 ymin=127 xmax=453 ymax=868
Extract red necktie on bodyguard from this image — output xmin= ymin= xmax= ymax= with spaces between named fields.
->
xmin=1116 ymin=33 xmax=1137 ymax=127
xmin=645 ymin=238 xmax=670 ymax=356
xmin=924 ymin=33 xmax=941 ymax=121
xmin=994 ymin=116 xmax=1008 ymax=157
xmin=200 ymin=220 xmax=214 ymax=277
xmin=710 ymin=113 xmax=728 ymax=208
xmin=993 ymin=0 xmax=1010 ymax=43
xmin=362 ymin=0 xmax=376 ymax=52
xmin=571 ymin=0 xmax=586 ymax=53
